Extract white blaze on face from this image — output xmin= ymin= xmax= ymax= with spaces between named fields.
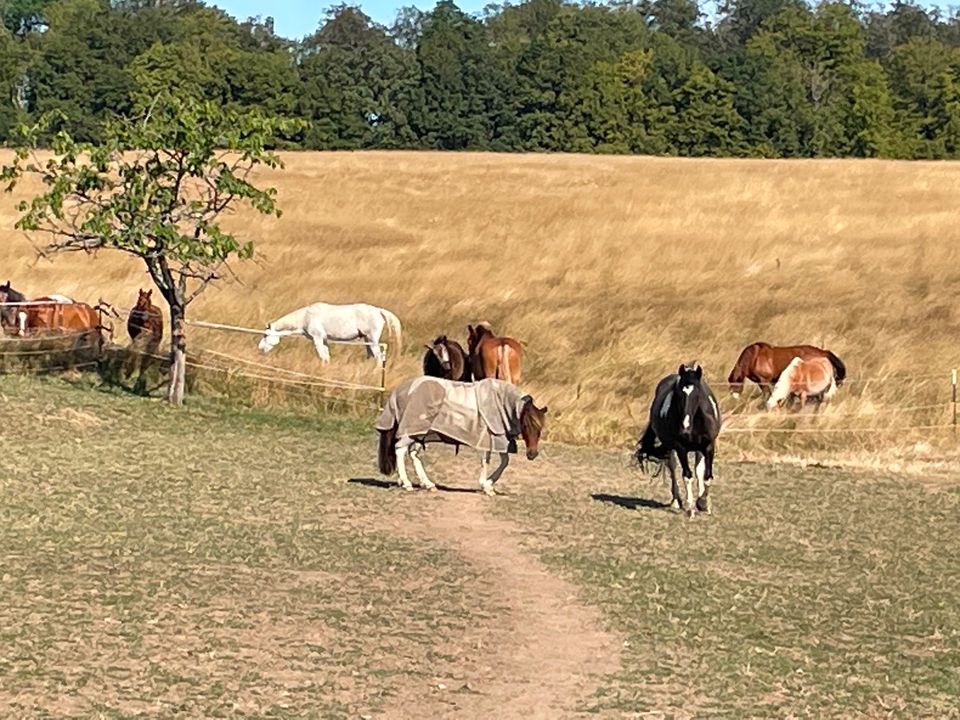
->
xmin=437 ymin=344 xmax=449 ymax=365
xmin=681 ymin=384 xmax=694 ymax=430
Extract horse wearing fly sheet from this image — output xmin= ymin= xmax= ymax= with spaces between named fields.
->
xmin=634 ymin=364 xmax=721 ymax=519
xmin=376 ymin=377 xmax=547 ymax=496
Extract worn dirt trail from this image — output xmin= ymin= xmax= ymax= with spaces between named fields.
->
xmin=379 ymin=489 xmax=622 ymax=719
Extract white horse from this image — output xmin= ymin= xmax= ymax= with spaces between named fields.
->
xmin=258 ymin=302 xmax=402 ymax=363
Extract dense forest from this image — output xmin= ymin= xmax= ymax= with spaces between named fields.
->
xmin=1 ymin=0 xmax=959 ymax=157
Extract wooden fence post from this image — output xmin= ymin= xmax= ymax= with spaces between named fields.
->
xmin=952 ymin=368 xmax=957 ymax=434
xmin=379 ymin=343 xmax=388 ymax=411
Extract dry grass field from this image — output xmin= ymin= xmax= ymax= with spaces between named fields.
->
xmin=2 ymin=151 xmax=960 ymax=464
xmin=2 ymin=375 xmax=959 ymax=717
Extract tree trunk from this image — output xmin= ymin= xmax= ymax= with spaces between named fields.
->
xmin=167 ymin=301 xmax=186 ymax=405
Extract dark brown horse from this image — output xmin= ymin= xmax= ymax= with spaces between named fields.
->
xmin=728 ymin=342 xmax=846 ymax=397
xmin=0 ymin=281 xmax=28 ymax=332
xmin=423 ymin=335 xmax=471 ymax=382
xmin=128 ymin=289 xmax=163 ymax=346
xmin=467 ymin=323 xmax=524 ymax=385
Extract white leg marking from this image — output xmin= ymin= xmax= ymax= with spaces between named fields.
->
xmin=409 ymin=446 xmax=436 ymax=491
xmin=312 ymin=336 xmax=331 ymax=363
xmin=478 ymin=451 xmax=494 ymax=495
xmin=683 ymin=414 xmax=691 ymax=430
xmin=396 ymin=445 xmax=413 ymax=491
xmin=18 ymin=311 xmax=26 ymax=336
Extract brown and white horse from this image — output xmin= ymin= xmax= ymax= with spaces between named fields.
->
xmin=728 ymin=341 xmax=845 ymax=397
xmin=767 ymin=356 xmax=838 ymax=410
xmin=467 ymin=323 xmax=523 ymax=385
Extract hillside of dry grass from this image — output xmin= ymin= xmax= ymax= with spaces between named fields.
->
xmin=2 ymin=151 xmax=959 ymax=459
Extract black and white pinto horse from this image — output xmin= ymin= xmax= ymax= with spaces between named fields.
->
xmin=634 ymin=364 xmax=722 ymax=518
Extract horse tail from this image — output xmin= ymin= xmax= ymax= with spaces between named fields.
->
xmin=496 ymin=344 xmax=513 ymax=384
xmin=379 ymin=309 xmax=403 ymax=355
xmin=378 ymin=424 xmax=398 ymax=475
xmin=825 ymin=351 xmax=846 ymax=386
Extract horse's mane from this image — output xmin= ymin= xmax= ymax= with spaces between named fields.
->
xmin=520 ymin=398 xmax=545 ymax=435
xmin=268 ymin=305 xmax=311 ymax=332
xmin=729 ymin=342 xmax=767 ymax=383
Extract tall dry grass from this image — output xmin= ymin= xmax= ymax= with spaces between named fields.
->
xmin=2 ymin=151 xmax=960 ymax=462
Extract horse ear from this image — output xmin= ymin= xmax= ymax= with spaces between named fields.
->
xmin=424 ymin=344 xmax=432 ymax=351
xmin=694 ymin=364 xmax=703 ymax=379
xmin=678 ymin=363 xmax=686 ymax=376
xmin=541 ymin=406 xmax=548 ymax=414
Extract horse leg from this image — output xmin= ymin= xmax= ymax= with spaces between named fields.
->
xmin=696 ymin=447 xmax=714 ymax=515
xmin=395 ymin=440 xmax=414 ymax=491
xmin=666 ymin=452 xmax=682 ymax=511
xmin=676 ymin=451 xmax=696 ymax=519
xmin=408 ymin=445 xmax=436 ymax=491
xmin=477 ymin=451 xmax=495 ymax=496
xmin=311 ymin=334 xmax=331 ymax=364
xmin=486 ymin=452 xmax=510 ymax=488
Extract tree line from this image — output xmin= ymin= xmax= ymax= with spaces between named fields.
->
xmin=2 ymin=0 xmax=960 ymax=158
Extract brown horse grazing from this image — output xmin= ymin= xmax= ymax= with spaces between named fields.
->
xmin=25 ymin=298 xmax=101 ymax=337
xmin=127 ymin=289 xmax=163 ymax=345
xmin=767 ymin=357 xmax=838 ymax=410
xmin=467 ymin=323 xmax=523 ymax=385
xmin=423 ymin=335 xmax=471 ymax=382
xmin=727 ymin=342 xmax=846 ymax=397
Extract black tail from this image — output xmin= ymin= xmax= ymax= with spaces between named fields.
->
xmin=378 ymin=425 xmax=397 ymax=475
xmin=826 ymin=351 xmax=846 ymax=386
xmin=633 ymin=423 xmax=670 ymax=469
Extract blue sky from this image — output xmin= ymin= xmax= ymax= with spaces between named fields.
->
xmin=213 ymin=1 xmax=939 ymax=40
xmin=212 ymin=1 xmax=486 ymax=37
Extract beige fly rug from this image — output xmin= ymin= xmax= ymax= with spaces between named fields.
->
xmin=376 ymin=377 xmax=528 ymax=453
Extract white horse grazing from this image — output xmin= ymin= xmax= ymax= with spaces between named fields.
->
xmin=258 ymin=302 xmax=402 ymax=363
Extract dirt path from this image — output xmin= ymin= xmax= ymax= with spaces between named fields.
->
xmin=378 ymin=490 xmax=622 ymax=719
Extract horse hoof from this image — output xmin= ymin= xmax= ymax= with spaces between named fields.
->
xmin=481 ymin=486 xmax=496 ymax=497
xmin=425 ymin=485 xmax=438 ymax=492
xmin=687 ymin=508 xmax=696 ymax=519
xmin=670 ymin=499 xmax=681 ymax=512
xmin=401 ymin=484 xmax=414 ymax=492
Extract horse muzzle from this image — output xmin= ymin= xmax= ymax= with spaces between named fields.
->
xmin=526 ymin=449 xmax=539 ymax=461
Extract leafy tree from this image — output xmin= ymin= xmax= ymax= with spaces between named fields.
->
xmin=0 ymin=98 xmax=299 ymax=404
xmin=1 ymin=0 xmax=53 ymax=36
xmin=412 ymin=1 xmax=511 ymax=149
xmin=670 ymin=63 xmax=746 ymax=155
xmin=298 ymin=5 xmax=418 ymax=149
xmin=888 ymin=37 xmax=960 ymax=157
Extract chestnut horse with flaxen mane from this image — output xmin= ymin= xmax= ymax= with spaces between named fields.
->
xmin=467 ymin=323 xmax=523 ymax=385
xmin=727 ymin=341 xmax=845 ymax=397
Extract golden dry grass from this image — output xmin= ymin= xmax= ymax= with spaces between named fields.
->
xmin=2 ymin=151 xmax=960 ymax=461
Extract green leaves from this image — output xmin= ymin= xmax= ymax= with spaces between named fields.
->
xmin=1 ymin=94 xmax=299 ymax=306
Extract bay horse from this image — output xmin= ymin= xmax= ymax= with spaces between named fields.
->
xmin=634 ymin=364 xmax=722 ymax=519
xmin=0 ymin=281 xmax=27 ymax=333
xmin=423 ymin=335 xmax=471 ymax=382
xmin=127 ymin=289 xmax=163 ymax=346
xmin=259 ymin=302 xmax=402 ymax=364
xmin=767 ymin=356 xmax=838 ymax=410
xmin=376 ymin=377 xmax=547 ymax=496
xmin=467 ymin=323 xmax=523 ymax=385
xmin=728 ymin=341 xmax=845 ymax=397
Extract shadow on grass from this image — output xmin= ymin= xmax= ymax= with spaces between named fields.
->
xmin=348 ymin=478 xmax=498 ymax=495
xmin=591 ymin=493 xmax=672 ymax=511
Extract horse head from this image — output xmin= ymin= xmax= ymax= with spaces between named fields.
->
xmin=676 ymin=363 xmax=707 ymax=437
xmin=258 ymin=324 xmax=281 ymax=353
xmin=519 ymin=396 xmax=548 ymax=460
xmin=134 ymin=288 xmax=153 ymax=310
xmin=467 ymin=323 xmax=494 ymax=354
xmin=426 ymin=335 xmax=452 ymax=371
xmin=766 ymin=357 xmax=803 ymax=410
